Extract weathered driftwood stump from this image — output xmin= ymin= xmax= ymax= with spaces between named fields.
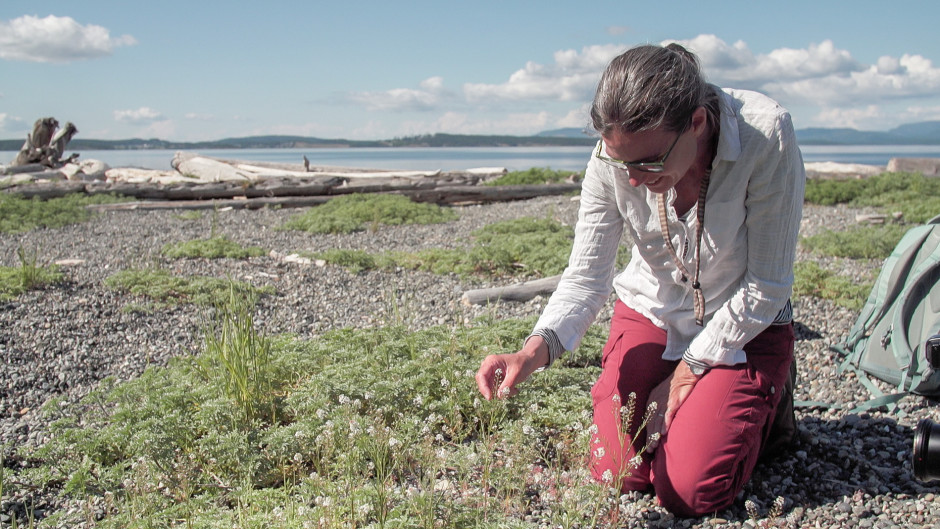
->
xmin=11 ymin=117 xmax=78 ymax=168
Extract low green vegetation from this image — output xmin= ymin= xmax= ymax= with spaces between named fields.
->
xmin=13 ymin=295 xmax=626 ymax=527
xmin=801 ymin=224 xmax=908 ymax=260
xmin=104 ymin=268 xmax=273 ymax=307
xmin=793 ymin=261 xmax=872 ymax=310
xmin=483 ymin=167 xmax=579 ymax=186
xmin=804 ymin=171 xmax=940 ymax=224
xmin=0 ymin=246 xmax=63 ymax=300
xmin=313 ymin=217 xmax=616 ymax=279
xmin=280 ymin=194 xmax=458 ymax=234
xmin=0 ymin=193 xmax=127 ymax=233
xmin=162 ymin=235 xmax=267 ymax=259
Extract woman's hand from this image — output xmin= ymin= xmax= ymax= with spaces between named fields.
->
xmin=645 ymin=361 xmax=703 ymax=451
xmin=475 ymin=337 xmax=549 ymax=400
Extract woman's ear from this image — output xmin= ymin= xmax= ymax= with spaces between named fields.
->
xmin=690 ymin=106 xmax=708 ymax=137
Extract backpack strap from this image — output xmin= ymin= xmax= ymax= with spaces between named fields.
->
xmin=844 ymin=225 xmax=935 ymax=352
xmin=888 ymin=228 xmax=940 ymax=391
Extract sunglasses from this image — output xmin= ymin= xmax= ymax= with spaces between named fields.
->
xmin=594 ymin=127 xmax=685 ymax=174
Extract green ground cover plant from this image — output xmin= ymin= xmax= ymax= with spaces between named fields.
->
xmin=162 ymin=236 xmax=267 ymax=259
xmin=314 ymin=217 xmax=631 ymax=279
xmin=804 ymin=171 xmax=940 ymax=224
xmin=801 ymin=224 xmax=908 ymax=260
xmin=280 ymin=194 xmax=458 ymax=234
xmin=793 ymin=261 xmax=872 ymax=310
xmin=13 ymin=300 xmax=636 ymax=528
xmin=0 ymin=193 xmax=127 ymax=234
xmin=483 ymin=167 xmax=579 ymax=186
xmin=0 ymin=247 xmax=63 ymax=301
xmin=104 ymin=268 xmax=273 ymax=307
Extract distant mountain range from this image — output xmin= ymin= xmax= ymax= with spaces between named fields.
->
xmin=2 ymin=121 xmax=939 ymax=151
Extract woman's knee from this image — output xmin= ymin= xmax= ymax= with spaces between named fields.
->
xmin=653 ymin=468 xmax=737 ymax=517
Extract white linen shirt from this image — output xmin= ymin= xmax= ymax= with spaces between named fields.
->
xmin=533 ymin=87 xmax=806 ymax=367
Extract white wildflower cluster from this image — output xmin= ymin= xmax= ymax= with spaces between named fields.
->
xmin=389 ymin=437 xmax=401 ymax=448
xmin=601 ymin=469 xmax=614 ymax=483
xmin=522 ymin=424 xmax=536 ymax=436
xmin=412 ymin=394 xmax=424 ymax=406
xmin=440 ymin=377 xmax=450 ymax=389
xmin=338 ymin=394 xmax=350 ymax=405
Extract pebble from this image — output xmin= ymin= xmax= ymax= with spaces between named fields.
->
xmin=1 ymin=197 xmax=939 ymax=527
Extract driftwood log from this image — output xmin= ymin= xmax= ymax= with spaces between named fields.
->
xmin=11 ymin=117 xmax=78 ymax=168
xmin=461 ymin=274 xmax=562 ymax=305
xmin=83 ymin=182 xmax=582 ymax=211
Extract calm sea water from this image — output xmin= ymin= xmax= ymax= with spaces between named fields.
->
xmin=4 ymin=145 xmax=940 ymax=172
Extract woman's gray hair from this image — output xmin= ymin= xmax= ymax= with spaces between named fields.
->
xmin=591 ymin=43 xmax=717 ymax=136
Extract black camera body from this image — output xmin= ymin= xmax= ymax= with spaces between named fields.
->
xmin=912 ymin=333 xmax=940 ymax=482
xmin=926 ymin=334 xmax=940 ymax=370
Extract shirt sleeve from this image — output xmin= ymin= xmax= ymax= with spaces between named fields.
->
xmin=685 ymin=111 xmax=805 ymax=366
xmin=531 ymin=153 xmax=625 ymax=359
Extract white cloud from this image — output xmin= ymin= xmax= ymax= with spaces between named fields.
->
xmin=0 ymin=113 xmax=27 ymax=133
xmin=0 ymin=15 xmax=136 ymax=63
xmin=463 ymin=44 xmax=623 ymax=102
xmin=184 ymin=113 xmax=215 ymax=121
xmin=397 ymin=110 xmax=558 ymax=137
xmin=347 ymin=76 xmax=450 ymax=111
xmin=812 ymin=105 xmax=885 ymax=129
xmin=114 ymin=107 xmax=163 ymax=123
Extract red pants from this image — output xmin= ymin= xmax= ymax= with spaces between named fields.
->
xmin=589 ymin=301 xmax=794 ymax=517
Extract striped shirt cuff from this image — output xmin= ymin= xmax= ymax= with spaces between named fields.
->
xmin=526 ymin=328 xmax=565 ymax=368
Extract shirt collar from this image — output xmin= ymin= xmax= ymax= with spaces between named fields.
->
xmin=713 ymin=86 xmax=741 ymax=164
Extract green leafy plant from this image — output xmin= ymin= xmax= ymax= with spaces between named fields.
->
xmin=804 ymin=172 xmax=940 ymax=223
xmin=0 ymin=246 xmax=63 ymax=300
xmin=104 ymin=267 xmax=273 ymax=307
xmin=0 ymin=193 xmax=127 ymax=233
xmin=17 ymin=317 xmax=617 ymax=527
xmin=162 ymin=235 xmax=267 ymax=259
xmin=315 ymin=216 xmax=631 ymax=280
xmin=280 ymin=193 xmax=458 ymax=234
xmin=793 ymin=261 xmax=872 ymax=310
xmin=801 ymin=224 xmax=908 ymax=260
xmin=483 ymin=167 xmax=580 ymax=186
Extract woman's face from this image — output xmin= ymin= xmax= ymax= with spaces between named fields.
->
xmin=598 ymin=107 xmax=708 ymax=193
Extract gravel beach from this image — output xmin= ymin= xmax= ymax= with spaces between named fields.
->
xmin=1 ymin=194 xmax=938 ymax=528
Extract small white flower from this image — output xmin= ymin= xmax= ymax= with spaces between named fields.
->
xmin=293 ymin=453 xmax=303 ymax=463
xmin=601 ymin=469 xmax=613 ymax=483
xmin=522 ymin=425 xmax=535 ymax=436
xmin=389 ymin=437 xmax=400 ymax=448
xmin=441 ymin=377 xmax=450 ymax=388
xmin=413 ymin=394 xmax=424 ymax=406
xmin=338 ymin=394 xmax=350 ymax=405
xmin=587 ymin=424 xmax=599 ymax=435
xmin=628 ymin=454 xmax=644 ymax=469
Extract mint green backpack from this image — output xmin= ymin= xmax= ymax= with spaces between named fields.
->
xmin=831 ymin=215 xmax=940 ymax=411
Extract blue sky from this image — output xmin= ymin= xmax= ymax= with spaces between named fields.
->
xmin=2 ymin=1 xmax=939 ymax=142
